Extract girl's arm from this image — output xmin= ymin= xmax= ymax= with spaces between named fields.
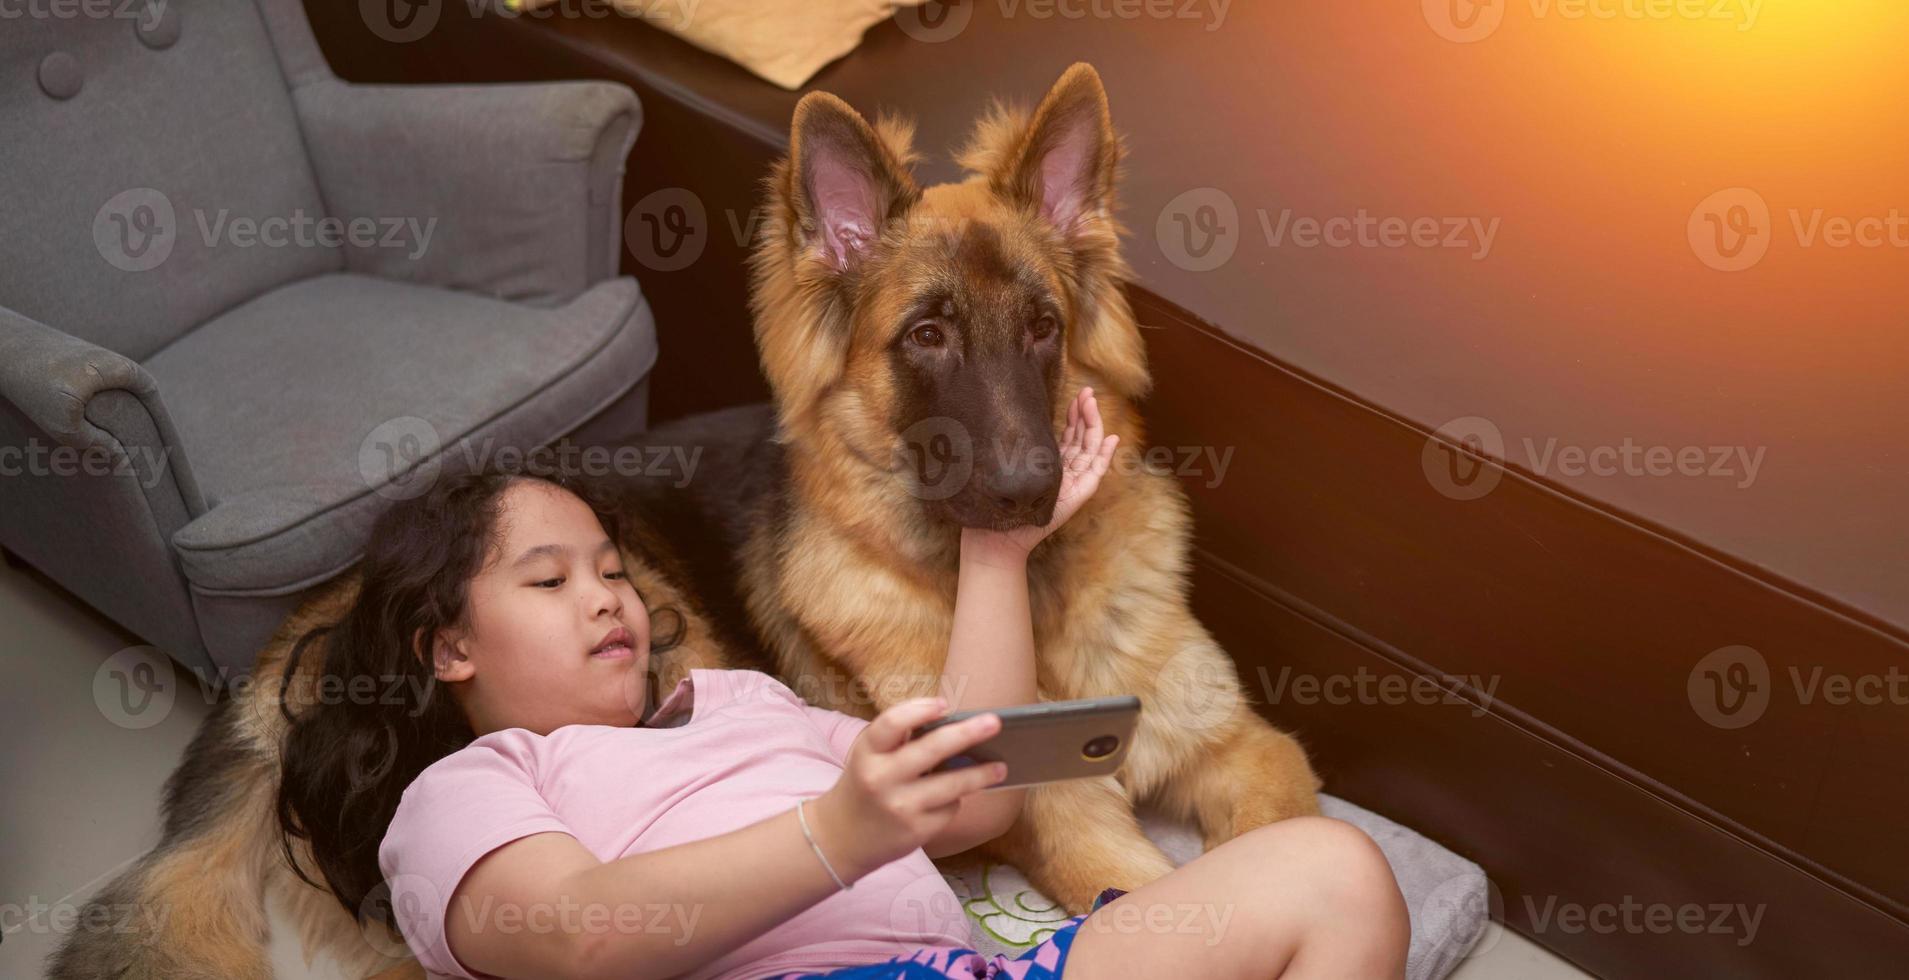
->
xmin=924 ymin=387 xmax=1119 ymax=857
xmin=922 ymin=534 xmax=1038 ymax=856
xmin=449 ymin=699 xmax=1005 ymax=980
xmin=453 ymin=820 xmax=847 ymax=980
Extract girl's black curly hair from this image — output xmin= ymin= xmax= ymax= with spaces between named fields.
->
xmin=272 ymin=468 xmax=686 ymax=930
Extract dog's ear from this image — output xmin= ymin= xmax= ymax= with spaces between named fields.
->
xmin=961 ymin=64 xmax=1150 ymax=401
xmin=787 ymin=92 xmax=921 ymax=272
xmin=989 ymin=63 xmax=1121 ymax=241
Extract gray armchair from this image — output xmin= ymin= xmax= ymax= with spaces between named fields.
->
xmin=0 ymin=0 xmax=658 ymax=679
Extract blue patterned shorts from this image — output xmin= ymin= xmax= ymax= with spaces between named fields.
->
xmin=766 ymin=888 xmax=1128 ymax=980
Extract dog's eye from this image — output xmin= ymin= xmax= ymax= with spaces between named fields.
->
xmin=909 ymin=322 xmax=945 ymax=348
xmin=1030 ymin=314 xmax=1058 ymax=340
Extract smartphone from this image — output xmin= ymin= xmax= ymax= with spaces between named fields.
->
xmin=908 ymin=695 xmax=1142 ymax=789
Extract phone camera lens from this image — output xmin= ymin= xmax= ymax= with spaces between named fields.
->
xmin=1082 ymin=735 xmax=1120 ymax=760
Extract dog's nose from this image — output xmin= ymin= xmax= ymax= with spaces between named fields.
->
xmin=984 ymin=466 xmax=1054 ymax=520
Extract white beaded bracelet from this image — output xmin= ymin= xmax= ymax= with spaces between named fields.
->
xmin=796 ymin=798 xmax=851 ymax=891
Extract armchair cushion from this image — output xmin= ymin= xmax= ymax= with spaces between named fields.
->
xmin=0 ymin=2 xmax=334 ymax=359
xmin=146 ymin=272 xmax=657 ymax=593
xmin=291 ymin=79 xmax=640 ymax=304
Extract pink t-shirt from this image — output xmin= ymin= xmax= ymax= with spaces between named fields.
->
xmin=377 ymin=668 xmax=973 ymax=980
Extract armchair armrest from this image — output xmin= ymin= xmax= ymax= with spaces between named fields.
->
xmin=292 ymin=78 xmax=642 ymax=304
xmin=4 ymin=306 xmax=154 ymax=448
xmin=0 ymin=304 xmax=206 ymax=518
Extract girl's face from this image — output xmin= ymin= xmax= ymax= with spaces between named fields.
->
xmin=429 ymin=481 xmax=655 ymax=736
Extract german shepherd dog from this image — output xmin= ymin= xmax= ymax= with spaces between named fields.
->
xmin=626 ymin=61 xmax=1324 ymax=915
xmin=46 ymin=62 xmax=1319 ymax=978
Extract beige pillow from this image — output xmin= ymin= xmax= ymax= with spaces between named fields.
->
xmin=512 ymin=0 xmax=933 ymax=90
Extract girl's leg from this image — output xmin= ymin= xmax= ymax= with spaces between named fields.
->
xmin=1060 ymin=816 xmax=1409 ymax=980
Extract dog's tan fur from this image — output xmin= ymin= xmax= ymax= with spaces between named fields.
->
xmin=742 ymin=63 xmax=1320 ymax=913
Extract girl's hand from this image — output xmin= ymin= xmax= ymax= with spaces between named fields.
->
xmin=966 ymin=387 xmax=1120 ymax=560
xmin=808 ymin=697 xmax=1008 ymax=880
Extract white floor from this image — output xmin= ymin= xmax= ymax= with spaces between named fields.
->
xmin=0 ymin=557 xmax=1590 ymax=979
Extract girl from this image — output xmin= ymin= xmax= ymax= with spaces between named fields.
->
xmin=276 ymin=388 xmax=1408 ymax=980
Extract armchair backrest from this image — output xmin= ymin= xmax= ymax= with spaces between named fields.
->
xmin=0 ymin=0 xmax=341 ymax=359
